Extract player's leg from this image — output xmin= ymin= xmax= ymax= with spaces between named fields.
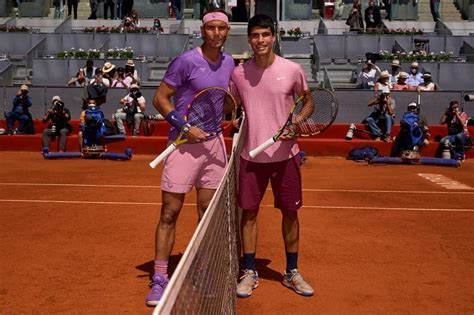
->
xmin=147 ymin=190 xmax=185 ymax=306
xmin=271 ymin=155 xmax=313 ymax=297
xmin=236 ymin=158 xmax=271 ymax=298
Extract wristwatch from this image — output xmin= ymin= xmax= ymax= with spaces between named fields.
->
xmin=181 ymin=123 xmax=191 ymax=134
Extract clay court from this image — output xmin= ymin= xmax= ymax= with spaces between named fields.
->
xmin=1 ymin=151 xmax=473 ymax=314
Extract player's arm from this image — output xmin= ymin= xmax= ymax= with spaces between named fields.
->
xmin=297 ymin=89 xmax=315 ymax=121
xmin=153 ymin=81 xmax=207 ymax=142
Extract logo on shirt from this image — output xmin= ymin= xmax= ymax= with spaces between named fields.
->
xmin=276 ymin=76 xmax=286 ymax=81
xmin=295 ymin=200 xmax=301 ymax=206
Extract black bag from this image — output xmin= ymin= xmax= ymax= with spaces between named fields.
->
xmin=347 ymin=146 xmax=379 ymax=161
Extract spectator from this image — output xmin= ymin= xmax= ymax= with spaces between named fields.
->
xmin=392 ymin=71 xmax=414 ymax=91
xmin=406 ymin=61 xmax=424 ymax=87
xmin=82 ymin=59 xmax=97 ymax=85
xmin=388 ymin=59 xmax=400 ymax=86
xmin=104 ymin=0 xmax=115 ymax=19
xmin=171 ymin=0 xmax=182 ymax=20
xmin=438 ymin=100 xmax=470 ymax=160
xmin=430 ymin=0 xmax=441 ymax=22
xmin=346 ymin=0 xmax=364 ymax=32
xmin=42 ymin=96 xmax=72 ymax=153
xmin=121 ymin=9 xmax=140 ymax=28
xmin=88 ymin=0 xmax=98 ymax=19
xmin=152 ymin=18 xmax=164 ymax=34
xmin=333 ymin=0 xmax=344 ymax=20
xmin=364 ymin=0 xmax=382 ymax=30
xmin=79 ymin=99 xmax=106 ymax=152
xmin=67 ymin=0 xmax=78 ymax=19
xmin=101 ymin=62 xmax=115 ymax=87
xmin=417 ymin=72 xmax=439 ymax=91
xmin=113 ymin=84 xmax=146 ymax=136
xmin=121 ymin=0 xmax=133 ymax=19
xmin=82 ymin=68 xmax=108 ymax=109
xmin=5 ymin=84 xmax=33 ymax=135
xmin=124 ymin=59 xmax=139 ymax=84
xmin=358 ymin=60 xmax=381 ymax=90
xmin=364 ymin=90 xmax=394 ymax=142
xmin=374 ymin=70 xmax=391 ymax=96
xmin=68 ymin=69 xmax=86 ymax=87
xmin=111 ymin=67 xmax=130 ymax=89
xmin=390 ymin=101 xmax=430 ymax=158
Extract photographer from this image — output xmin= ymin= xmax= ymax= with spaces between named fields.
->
xmin=364 ymin=88 xmax=395 ymax=142
xmin=113 ymin=84 xmax=146 ymax=136
xmin=437 ymin=100 xmax=470 ymax=161
xmin=42 ymin=96 xmax=72 ymax=153
xmin=5 ymin=84 xmax=33 ymax=135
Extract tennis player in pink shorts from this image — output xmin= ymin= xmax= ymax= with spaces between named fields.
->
xmin=146 ymin=8 xmax=235 ymax=306
xmin=230 ymin=14 xmax=314 ymax=298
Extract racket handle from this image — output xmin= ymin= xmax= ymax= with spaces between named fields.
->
xmin=149 ymin=143 xmax=178 ymax=169
xmin=249 ymin=137 xmax=276 ymax=158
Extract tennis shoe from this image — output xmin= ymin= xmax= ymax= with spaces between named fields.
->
xmin=146 ymin=273 xmax=168 ymax=306
xmin=282 ymin=269 xmax=314 ymax=297
xmin=236 ymin=269 xmax=259 ymax=298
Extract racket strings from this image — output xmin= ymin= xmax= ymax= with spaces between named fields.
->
xmin=292 ymin=90 xmax=338 ymax=136
xmin=187 ymin=89 xmax=227 ymax=135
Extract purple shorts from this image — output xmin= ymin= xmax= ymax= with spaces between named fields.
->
xmin=238 ymin=155 xmax=302 ymax=212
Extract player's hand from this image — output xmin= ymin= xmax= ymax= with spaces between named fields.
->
xmin=186 ymin=126 xmax=208 ymax=143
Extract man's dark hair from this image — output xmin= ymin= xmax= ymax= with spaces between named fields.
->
xmin=247 ymin=14 xmax=275 ymax=36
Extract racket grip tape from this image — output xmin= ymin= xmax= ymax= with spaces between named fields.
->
xmin=249 ymin=137 xmax=276 ymax=158
xmin=149 ymin=143 xmax=178 ymax=168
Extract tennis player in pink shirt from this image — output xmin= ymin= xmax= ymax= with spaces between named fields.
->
xmin=230 ymin=14 xmax=314 ymax=298
xmin=146 ymin=8 xmax=234 ymax=306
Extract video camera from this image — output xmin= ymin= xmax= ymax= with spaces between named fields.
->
xmin=53 ymin=100 xmax=65 ymax=112
xmin=130 ymin=90 xmax=142 ymax=100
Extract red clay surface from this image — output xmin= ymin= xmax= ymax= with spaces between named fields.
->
xmin=1 ymin=152 xmax=473 ymax=314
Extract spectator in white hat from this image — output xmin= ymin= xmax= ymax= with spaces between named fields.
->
xmin=41 ymin=96 xmax=72 ymax=153
xmin=388 ymin=59 xmax=401 ymax=86
xmin=417 ymin=72 xmax=440 ymax=91
xmin=374 ymin=70 xmax=391 ymax=97
xmin=392 ymin=72 xmax=414 ymax=91
xmin=124 ymin=59 xmax=139 ymax=85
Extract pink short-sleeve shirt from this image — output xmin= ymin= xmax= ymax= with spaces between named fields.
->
xmin=230 ymin=55 xmax=309 ymax=163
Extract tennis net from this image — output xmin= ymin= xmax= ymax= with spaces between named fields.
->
xmin=153 ymin=122 xmax=245 ymax=315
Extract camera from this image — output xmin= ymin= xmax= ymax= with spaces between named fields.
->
xmin=130 ymin=90 xmax=142 ymax=100
xmin=53 ymin=100 xmax=65 ymax=112
xmin=464 ymin=94 xmax=474 ymax=102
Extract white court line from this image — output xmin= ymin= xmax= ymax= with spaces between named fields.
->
xmin=1 ymin=183 xmax=474 ymax=195
xmin=0 ymin=199 xmax=473 ymax=212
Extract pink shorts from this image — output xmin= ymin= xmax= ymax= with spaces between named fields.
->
xmin=161 ymin=135 xmax=227 ymax=193
xmin=238 ymin=155 xmax=302 ymax=212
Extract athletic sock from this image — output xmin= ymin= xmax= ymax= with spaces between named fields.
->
xmin=154 ymin=259 xmax=168 ymax=279
xmin=243 ymin=253 xmax=256 ymax=271
xmin=286 ymin=252 xmax=298 ymax=273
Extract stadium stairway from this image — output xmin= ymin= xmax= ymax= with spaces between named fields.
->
xmin=0 ymin=120 xmax=472 ymax=159
xmin=417 ymin=0 xmax=463 ymax=22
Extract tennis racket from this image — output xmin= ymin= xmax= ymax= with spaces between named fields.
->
xmin=149 ymin=86 xmax=237 ymax=168
xmin=249 ymin=88 xmax=338 ymax=158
